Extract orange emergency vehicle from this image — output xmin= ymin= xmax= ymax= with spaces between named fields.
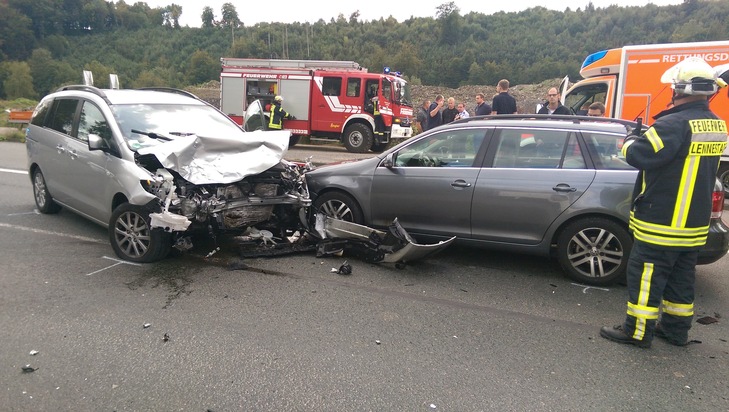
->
xmin=220 ymin=58 xmax=414 ymax=153
xmin=562 ymin=41 xmax=729 ymax=193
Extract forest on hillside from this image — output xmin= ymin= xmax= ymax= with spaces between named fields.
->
xmin=1 ymin=0 xmax=728 ymax=99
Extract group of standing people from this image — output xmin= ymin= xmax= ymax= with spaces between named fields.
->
xmin=416 ymin=79 xmax=519 ymax=133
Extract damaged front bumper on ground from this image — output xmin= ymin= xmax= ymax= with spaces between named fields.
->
xmin=236 ymin=214 xmax=454 ymax=265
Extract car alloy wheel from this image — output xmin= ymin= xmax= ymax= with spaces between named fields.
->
xmin=32 ymin=169 xmax=61 ymax=214
xmin=109 ymin=203 xmax=170 ymax=263
xmin=313 ymin=191 xmax=364 ymax=224
xmin=557 ymin=217 xmax=632 ymax=285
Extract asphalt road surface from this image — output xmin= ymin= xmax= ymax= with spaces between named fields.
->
xmin=1 ymin=141 xmax=728 ymax=411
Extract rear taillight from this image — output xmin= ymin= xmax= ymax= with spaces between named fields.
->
xmin=711 ymin=190 xmax=725 ymax=219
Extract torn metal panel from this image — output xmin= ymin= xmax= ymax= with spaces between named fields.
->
xmin=315 ymin=215 xmax=454 ymax=263
xmin=137 ymin=130 xmax=291 ymax=184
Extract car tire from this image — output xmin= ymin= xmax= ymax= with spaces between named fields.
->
xmin=32 ymin=168 xmax=61 ymax=214
xmin=556 ymin=217 xmax=632 ymax=286
xmin=718 ymin=163 xmax=729 ymax=197
xmin=109 ymin=203 xmax=171 ymax=263
xmin=313 ymin=191 xmax=364 ymax=224
xmin=343 ymin=123 xmax=373 ymax=153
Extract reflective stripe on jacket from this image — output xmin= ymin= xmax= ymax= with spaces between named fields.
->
xmin=623 ymin=100 xmax=726 ymax=249
xmin=269 ymin=103 xmax=289 ymax=130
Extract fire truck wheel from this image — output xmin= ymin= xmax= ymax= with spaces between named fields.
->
xmin=343 ymin=124 xmax=374 ymax=153
xmin=289 ymin=135 xmax=301 ymax=148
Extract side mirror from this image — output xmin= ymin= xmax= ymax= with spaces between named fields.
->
xmin=381 ymin=152 xmax=395 ymax=168
xmin=88 ymin=134 xmax=105 ymax=151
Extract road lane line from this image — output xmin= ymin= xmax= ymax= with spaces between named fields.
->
xmin=0 ymin=167 xmax=27 ymax=175
xmin=0 ymin=222 xmax=105 ymax=244
xmin=85 ymin=256 xmax=141 ymax=276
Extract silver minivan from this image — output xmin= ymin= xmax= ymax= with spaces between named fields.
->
xmin=26 ymin=85 xmax=310 ymax=262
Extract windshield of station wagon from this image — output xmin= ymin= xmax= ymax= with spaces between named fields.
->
xmin=111 ymin=104 xmax=243 ymax=151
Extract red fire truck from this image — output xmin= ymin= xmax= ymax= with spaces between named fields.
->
xmin=220 ymin=58 xmax=414 ymax=153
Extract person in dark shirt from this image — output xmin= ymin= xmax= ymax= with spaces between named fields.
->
xmin=416 ymin=99 xmax=431 ymax=133
xmin=427 ymin=95 xmax=444 ymax=130
xmin=491 ymin=79 xmax=517 ymax=114
xmin=442 ymin=97 xmax=459 ymax=123
xmin=474 ymin=93 xmax=492 ymax=116
xmin=537 ymin=87 xmax=571 ymax=115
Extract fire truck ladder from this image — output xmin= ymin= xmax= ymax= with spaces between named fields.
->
xmin=220 ymin=58 xmax=365 ymax=72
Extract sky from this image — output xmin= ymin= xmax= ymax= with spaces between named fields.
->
xmin=140 ymin=0 xmax=684 ymax=28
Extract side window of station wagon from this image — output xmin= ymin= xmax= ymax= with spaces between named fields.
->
xmin=493 ymin=128 xmax=582 ymax=169
xmin=394 ymin=129 xmax=486 ymax=168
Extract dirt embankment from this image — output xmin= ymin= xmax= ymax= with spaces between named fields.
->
xmin=410 ymin=79 xmax=560 ymax=115
xmin=189 ymin=78 xmax=562 ymax=117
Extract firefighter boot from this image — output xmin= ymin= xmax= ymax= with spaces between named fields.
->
xmin=600 ymin=325 xmax=651 ymax=348
xmin=653 ymin=323 xmax=688 ymax=346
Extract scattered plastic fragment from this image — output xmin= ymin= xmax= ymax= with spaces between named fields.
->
xmin=29 ymin=350 xmax=39 ymax=356
xmin=205 ymin=247 xmax=221 ymax=258
xmin=163 ymin=333 xmax=170 ymax=342
xmin=696 ymin=316 xmax=718 ymax=325
xmin=430 ymin=404 xmax=437 ymax=409
xmin=22 ymin=365 xmax=37 ymax=373
xmin=375 ymin=340 xmax=381 ymax=345
xmin=336 ymin=261 xmax=352 ymax=275
xmin=143 ymin=323 xmax=151 ymax=329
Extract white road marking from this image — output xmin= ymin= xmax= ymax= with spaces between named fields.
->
xmin=570 ymin=283 xmax=610 ymax=293
xmin=85 ymin=255 xmax=141 ymax=276
xmin=0 ymin=222 xmax=105 ymax=244
xmin=7 ymin=211 xmax=40 ymax=216
xmin=0 ymin=167 xmax=27 ymax=175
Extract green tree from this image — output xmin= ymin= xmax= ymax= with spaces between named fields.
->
xmin=3 ymin=61 xmax=36 ymax=99
xmin=186 ymin=50 xmax=218 ymax=85
xmin=221 ymin=3 xmax=241 ymax=29
xmin=201 ymin=6 xmax=215 ymax=28
xmin=436 ymin=2 xmax=461 ymax=46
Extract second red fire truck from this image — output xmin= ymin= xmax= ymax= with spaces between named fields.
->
xmin=220 ymin=58 xmax=414 ymax=153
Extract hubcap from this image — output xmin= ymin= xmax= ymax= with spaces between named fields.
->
xmin=567 ymin=227 xmax=624 ymax=279
xmin=114 ymin=211 xmax=151 ymax=258
xmin=349 ymin=132 xmax=363 ymax=147
xmin=33 ymin=173 xmax=47 ymax=208
xmin=320 ymin=200 xmax=354 ymax=222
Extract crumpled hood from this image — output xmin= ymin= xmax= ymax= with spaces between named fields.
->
xmin=137 ymin=130 xmax=291 ymax=184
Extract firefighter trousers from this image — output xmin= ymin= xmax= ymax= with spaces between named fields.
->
xmin=622 ymin=241 xmax=696 ymax=343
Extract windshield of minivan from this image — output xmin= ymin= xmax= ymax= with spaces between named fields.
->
xmin=112 ymin=104 xmax=243 ymax=151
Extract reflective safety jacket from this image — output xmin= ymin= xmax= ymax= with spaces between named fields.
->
xmin=621 ymin=100 xmax=727 ymax=249
xmin=268 ymin=103 xmax=290 ymax=130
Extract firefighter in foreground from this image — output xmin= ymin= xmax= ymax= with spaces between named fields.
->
xmin=600 ymin=57 xmax=728 ymax=348
xmin=269 ymin=95 xmax=294 ymax=129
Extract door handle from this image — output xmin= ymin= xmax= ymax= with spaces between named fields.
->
xmin=552 ymin=183 xmax=577 ymax=192
xmin=451 ymin=179 xmax=472 ymax=188
xmin=68 ymin=149 xmax=78 ymax=159
xmin=56 ymin=144 xmax=66 ymax=154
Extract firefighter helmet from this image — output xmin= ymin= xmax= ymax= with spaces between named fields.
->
xmin=660 ymin=57 xmax=725 ymax=96
xmin=274 ymin=95 xmax=283 ymax=102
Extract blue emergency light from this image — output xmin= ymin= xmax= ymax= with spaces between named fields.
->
xmin=581 ymin=50 xmax=608 ymax=70
xmin=383 ymin=67 xmax=391 ymax=74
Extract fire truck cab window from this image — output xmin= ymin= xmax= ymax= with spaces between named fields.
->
xmin=346 ymin=78 xmax=361 ymax=97
xmin=322 ymin=77 xmax=342 ymax=96
xmin=381 ymin=79 xmax=392 ymax=102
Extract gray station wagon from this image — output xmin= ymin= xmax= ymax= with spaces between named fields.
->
xmin=305 ymin=115 xmax=729 ymax=285
xmin=26 ymin=85 xmax=310 ymax=263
